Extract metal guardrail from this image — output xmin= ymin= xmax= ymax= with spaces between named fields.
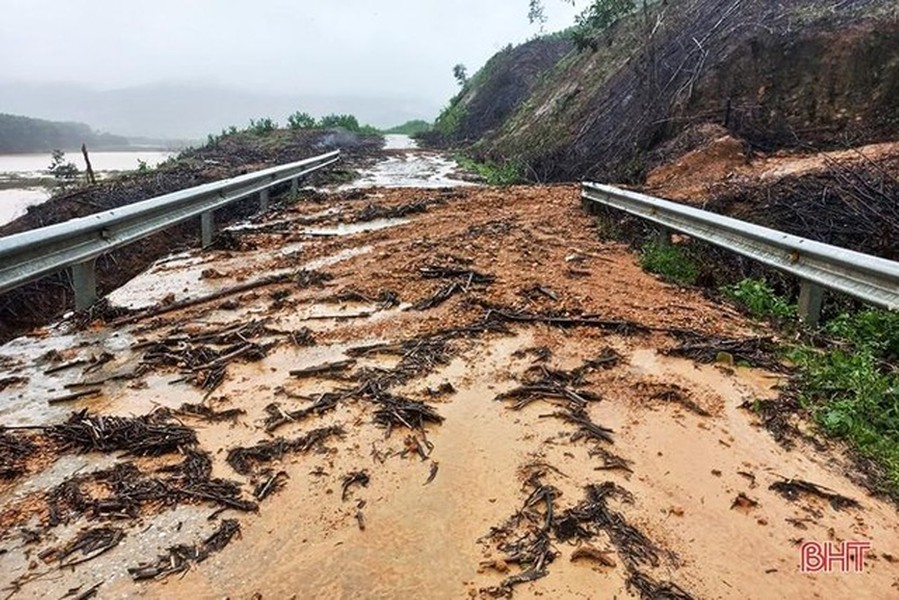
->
xmin=582 ymin=182 xmax=899 ymax=324
xmin=0 ymin=150 xmax=340 ymax=309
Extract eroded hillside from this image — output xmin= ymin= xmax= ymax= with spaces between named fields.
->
xmin=435 ymin=0 xmax=899 ymax=182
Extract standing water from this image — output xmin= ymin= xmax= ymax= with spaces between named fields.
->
xmin=0 ymin=150 xmax=173 ymax=226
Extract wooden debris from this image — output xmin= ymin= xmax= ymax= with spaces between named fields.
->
xmin=46 ymin=409 xmax=197 ymax=456
xmin=341 ymin=471 xmax=370 ymax=501
xmin=289 ymin=359 xmax=356 ymax=379
xmin=226 ymin=426 xmax=345 ymax=475
xmin=769 ymin=478 xmax=860 ymax=511
xmin=48 ymin=389 xmax=103 ymax=405
xmin=570 ymin=545 xmax=616 ymax=567
xmin=128 ymin=520 xmax=240 ymax=581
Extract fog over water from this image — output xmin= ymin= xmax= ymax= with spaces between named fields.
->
xmin=0 ymin=1 xmax=580 ymax=137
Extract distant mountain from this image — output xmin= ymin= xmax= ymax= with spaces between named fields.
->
xmin=0 ymin=82 xmax=440 ymax=140
xmin=0 ymin=113 xmax=130 ymax=153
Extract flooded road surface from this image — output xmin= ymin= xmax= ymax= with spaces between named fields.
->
xmin=1 ymin=155 xmax=897 ymax=599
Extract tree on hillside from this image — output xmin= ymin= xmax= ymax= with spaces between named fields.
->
xmin=287 ymin=111 xmax=316 ymax=130
xmin=528 ymin=0 xmax=639 ymax=50
xmin=453 ymin=64 xmax=469 ymax=87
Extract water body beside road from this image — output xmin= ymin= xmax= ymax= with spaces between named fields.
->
xmin=0 ymin=150 xmax=173 ymax=226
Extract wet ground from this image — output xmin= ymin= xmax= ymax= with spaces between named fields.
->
xmin=1 ymin=145 xmax=897 ymax=599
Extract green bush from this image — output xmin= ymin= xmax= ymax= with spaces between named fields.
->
xmin=638 ymin=241 xmax=699 ymax=286
xmin=456 ymin=156 xmax=525 ymax=185
xmin=248 ymin=117 xmax=277 ymax=134
xmin=789 ymin=334 xmax=899 ymax=491
xmin=722 ymin=278 xmax=795 ymax=320
xmin=287 ymin=112 xmax=316 ymax=130
xmin=319 ymin=114 xmax=360 ymax=131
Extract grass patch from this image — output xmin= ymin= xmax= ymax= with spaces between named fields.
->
xmin=456 ymin=156 xmax=526 ymax=185
xmin=722 ymin=278 xmax=796 ymax=320
xmin=723 ymin=278 xmax=899 ymax=496
xmin=638 ymin=241 xmax=699 ymax=286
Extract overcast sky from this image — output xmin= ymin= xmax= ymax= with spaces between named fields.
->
xmin=0 ymin=0 xmax=579 ymax=104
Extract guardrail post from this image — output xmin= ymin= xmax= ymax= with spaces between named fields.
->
xmin=259 ymin=189 xmax=270 ymax=212
xmin=71 ymin=259 xmax=97 ymax=311
xmin=798 ymin=280 xmax=824 ymax=326
xmin=290 ymin=177 xmax=299 ymax=198
xmin=655 ymin=226 xmax=672 ymax=247
xmin=201 ymin=211 xmax=214 ymax=248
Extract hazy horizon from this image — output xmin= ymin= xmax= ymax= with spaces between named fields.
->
xmin=0 ymin=0 xmax=580 ymax=139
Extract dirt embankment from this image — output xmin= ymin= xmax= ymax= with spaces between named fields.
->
xmin=0 ymin=129 xmax=383 ymax=342
xmin=642 ymin=124 xmax=899 ymax=260
xmin=1 ymin=183 xmax=896 ymax=599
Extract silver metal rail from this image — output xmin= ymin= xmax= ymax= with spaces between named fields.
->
xmin=582 ymin=182 xmax=899 ymax=324
xmin=0 ymin=150 xmax=340 ymax=309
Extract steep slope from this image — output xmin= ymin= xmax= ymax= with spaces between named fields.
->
xmin=436 ymin=0 xmax=899 ymax=182
xmin=432 ymin=34 xmax=573 ymax=144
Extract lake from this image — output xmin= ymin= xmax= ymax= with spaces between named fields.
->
xmin=0 ymin=150 xmax=173 ymax=226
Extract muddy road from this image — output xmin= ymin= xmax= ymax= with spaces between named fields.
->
xmin=0 ymin=146 xmax=897 ymax=599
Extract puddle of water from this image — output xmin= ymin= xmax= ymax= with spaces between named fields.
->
xmin=383 ymin=134 xmax=418 ymax=151
xmin=302 ymin=218 xmax=409 ymax=237
xmin=335 ymin=152 xmax=476 ymax=191
xmin=303 ymin=245 xmax=372 ymax=271
xmin=0 ymin=329 xmax=135 ymax=426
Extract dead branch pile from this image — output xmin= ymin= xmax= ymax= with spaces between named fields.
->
xmin=664 ymin=334 xmax=782 ymax=371
xmin=769 ymin=478 xmax=860 ymax=511
xmin=226 ymin=426 xmax=345 ymax=475
xmin=708 ymin=157 xmax=899 ymax=260
xmin=44 ymin=450 xmax=256 ymax=527
xmin=0 ymin=431 xmax=37 ymax=479
xmin=47 ymin=410 xmax=197 ymax=456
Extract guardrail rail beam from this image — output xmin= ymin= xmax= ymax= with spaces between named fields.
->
xmin=582 ymin=182 xmax=899 ymax=316
xmin=0 ymin=150 xmax=340 ymax=311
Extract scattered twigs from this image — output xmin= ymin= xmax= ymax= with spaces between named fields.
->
xmin=289 ymin=359 xmax=356 ymax=379
xmin=664 ymin=334 xmax=782 ymax=371
xmin=175 ymin=403 xmax=246 ymax=422
xmin=47 ymin=409 xmax=197 ymax=456
xmin=128 ymin=520 xmax=240 ymax=581
xmin=341 ymin=471 xmax=370 ymax=501
xmin=769 ymin=478 xmax=860 ymax=511
xmin=263 ymin=393 xmax=343 ymax=433
xmin=49 ymin=527 xmax=125 ymax=568
xmin=420 ymin=266 xmax=495 ymax=285
xmin=0 ymin=432 xmax=36 ymax=479
xmin=226 ymin=426 xmax=345 ymax=475
xmin=490 ymin=309 xmax=650 ymax=335
xmin=253 ymin=471 xmax=289 ymax=501
xmin=112 ymin=274 xmax=293 ymax=326
xmin=48 ymin=389 xmax=102 ymax=405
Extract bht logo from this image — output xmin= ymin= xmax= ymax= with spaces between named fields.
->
xmin=800 ymin=541 xmax=871 ymax=573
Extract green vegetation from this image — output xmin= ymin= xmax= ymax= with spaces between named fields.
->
xmin=385 ymin=120 xmax=432 ymax=135
xmin=434 ymin=101 xmax=467 ymax=138
xmin=248 ymin=117 xmax=278 ymax=135
xmin=790 ymin=310 xmax=899 ymax=494
xmin=457 ymin=156 xmax=526 ymax=185
xmin=528 ymin=0 xmax=640 ymax=50
xmin=722 ymin=279 xmax=899 ymax=496
xmin=0 ymin=113 xmax=129 ymax=154
xmin=317 ymin=114 xmax=381 ymax=135
xmin=722 ymin=278 xmax=795 ymax=320
xmin=47 ymin=149 xmax=80 ymax=188
xmin=638 ymin=240 xmax=699 ymax=286
xmin=287 ymin=111 xmax=316 ymax=130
